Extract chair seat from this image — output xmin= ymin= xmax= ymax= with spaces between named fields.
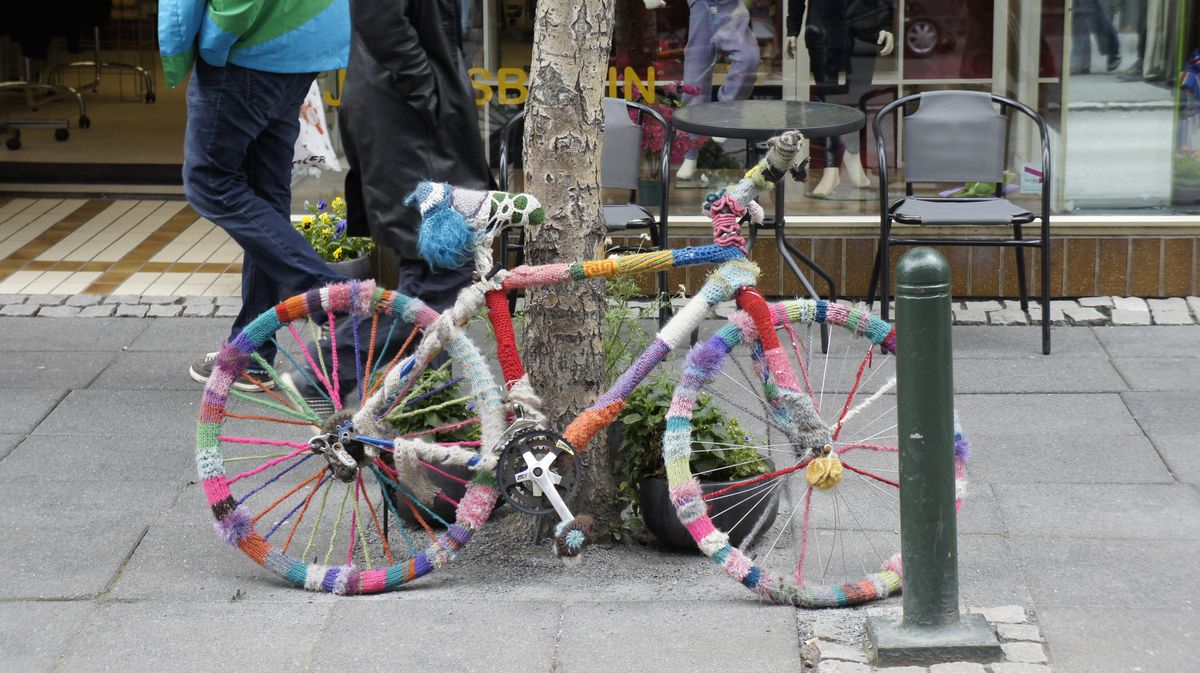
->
xmin=891 ymin=197 xmax=1036 ymax=225
xmin=603 ymin=204 xmax=656 ymax=231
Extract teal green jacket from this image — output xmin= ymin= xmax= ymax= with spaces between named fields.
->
xmin=158 ymin=0 xmax=349 ymax=88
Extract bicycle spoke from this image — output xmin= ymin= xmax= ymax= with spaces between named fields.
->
xmin=322 ymin=481 xmax=354 ymax=567
xmin=282 ymin=467 xmax=329 ymax=554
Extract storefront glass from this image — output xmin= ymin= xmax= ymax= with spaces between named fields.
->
xmin=1 ymin=1 xmax=1196 ymax=217
xmin=472 ymin=0 xmax=1199 ymax=217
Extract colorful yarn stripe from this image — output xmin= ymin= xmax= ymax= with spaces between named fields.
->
xmin=499 ymin=245 xmax=747 ymax=291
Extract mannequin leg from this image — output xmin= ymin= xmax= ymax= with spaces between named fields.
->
xmin=678 ymin=0 xmax=760 ymax=181
xmin=678 ymin=0 xmax=718 ymax=181
xmin=839 ymin=36 xmax=879 ymax=188
xmin=843 ymin=152 xmax=871 ymax=187
xmin=711 ymin=0 xmax=760 ymax=102
xmin=813 ymin=165 xmax=841 ymax=196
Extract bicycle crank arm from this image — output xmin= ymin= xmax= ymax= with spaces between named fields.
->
xmin=518 ymin=450 xmax=575 ymax=523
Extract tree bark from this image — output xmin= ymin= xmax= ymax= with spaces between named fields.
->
xmin=519 ymin=0 xmax=619 ymax=535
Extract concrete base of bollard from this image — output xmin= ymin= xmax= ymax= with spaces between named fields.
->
xmin=867 ymin=612 xmax=1003 ymax=667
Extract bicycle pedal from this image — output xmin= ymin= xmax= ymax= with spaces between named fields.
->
xmin=554 ymin=514 xmax=594 ymax=561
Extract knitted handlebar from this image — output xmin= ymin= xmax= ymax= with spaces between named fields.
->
xmin=409 ymin=182 xmax=546 ymax=272
xmin=704 ymin=130 xmax=804 ymax=251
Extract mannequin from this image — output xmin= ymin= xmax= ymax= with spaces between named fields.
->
xmin=787 ymin=0 xmax=894 ymax=197
xmin=647 ymin=0 xmax=761 ymax=180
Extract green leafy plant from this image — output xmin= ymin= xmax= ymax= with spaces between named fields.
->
xmin=602 ymin=272 xmax=656 ymax=386
xmin=696 ymin=138 xmax=740 ymax=170
xmin=384 ymin=364 xmax=480 ymax=444
xmin=610 ymin=374 xmax=770 ymax=535
xmin=1173 ymin=149 xmax=1200 ymax=188
xmin=297 ymin=197 xmax=375 ymax=262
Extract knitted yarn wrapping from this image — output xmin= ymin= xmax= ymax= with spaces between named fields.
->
xmin=410 ymin=181 xmax=545 ymax=274
xmin=409 ymin=182 xmax=475 ymax=270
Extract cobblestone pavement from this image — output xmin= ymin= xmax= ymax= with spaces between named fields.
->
xmin=808 ymin=605 xmax=1054 ymax=673
xmin=1 ymin=305 xmax=1197 ymax=672
xmin=4 ymin=293 xmax=1200 ymax=326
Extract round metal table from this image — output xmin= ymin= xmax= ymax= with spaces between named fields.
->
xmin=672 ymin=100 xmax=867 ymax=303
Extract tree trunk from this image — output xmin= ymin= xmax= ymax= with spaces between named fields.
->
xmin=519 ymin=0 xmax=619 ymax=536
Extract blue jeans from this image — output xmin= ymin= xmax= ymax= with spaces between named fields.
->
xmin=183 ymin=59 xmax=346 ymax=364
xmin=1071 ymin=0 xmax=1120 ymax=70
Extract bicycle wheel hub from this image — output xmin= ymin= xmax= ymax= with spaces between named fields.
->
xmin=308 ymin=411 xmax=374 ymax=483
xmin=496 ymin=427 xmax=580 ymax=516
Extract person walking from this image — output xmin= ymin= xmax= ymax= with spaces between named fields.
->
xmin=339 ymin=0 xmax=493 ymax=312
xmin=159 ymin=0 xmax=351 ymax=390
xmin=1071 ymin=0 xmax=1121 ymax=75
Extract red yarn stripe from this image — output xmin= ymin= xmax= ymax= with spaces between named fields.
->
xmin=486 ymin=289 xmax=526 ymax=386
xmin=840 ymin=460 xmax=899 ymax=488
xmin=282 ymin=467 xmax=327 ymax=554
xmin=702 ymin=458 xmax=813 ymax=501
xmin=364 ymin=327 xmax=420 ymax=401
xmin=794 ymin=486 xmax=814 ymax=585
xmin=358 ymin=474 xmax=395 ymax=565
xmin=832 ymin=346 xmax=874 ymax=442
xmin=736 ymin=287 xmax=783 ymax=352
xmin=252 ymin=468 xmax=324 ymax=524
xmin=419 ymin=459 xmax=470 ymax=486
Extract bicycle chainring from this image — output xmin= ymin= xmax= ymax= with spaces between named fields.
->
xmin=495 ymin=427 xmax=580 ymax=516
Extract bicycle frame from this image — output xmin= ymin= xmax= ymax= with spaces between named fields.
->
xmin=484 ymin=243 xmax=766 ymax=451
xmin=354 ymin=130 xmax=807 ymax=546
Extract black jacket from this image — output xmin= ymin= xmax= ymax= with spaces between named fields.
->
xmin=340 ymin=0 xmax=493 ymax=259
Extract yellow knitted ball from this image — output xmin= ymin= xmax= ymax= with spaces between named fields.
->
xmin=805 ymin=454 xmax=843 ymax=490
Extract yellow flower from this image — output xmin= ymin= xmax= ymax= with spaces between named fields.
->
xmin=331 ymin=197 xmax=346 ymax=210
xmin=332 ymin=247 xmax=344 ymax=260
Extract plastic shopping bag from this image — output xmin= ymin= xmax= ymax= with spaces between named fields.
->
xmin=293 ymin=81 xmax=342 ymax=172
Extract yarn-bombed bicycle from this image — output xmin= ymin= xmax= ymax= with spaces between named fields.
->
xmin=195 ymin=130 xmax=967 ymax=605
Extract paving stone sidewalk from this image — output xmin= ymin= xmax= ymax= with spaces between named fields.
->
xmin=0 ymin=313 xmax=1197 ymax=673
xmin=4 ymin=293 xmax=1199 ymax=326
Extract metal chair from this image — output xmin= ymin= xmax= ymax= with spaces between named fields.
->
xmin=0 ymin=56 xmax=88 ymax=149
xmin=866 ymin=90 xmax=1053 ymax=354
xmin=498 ymin=97 xmax=674 ymax=326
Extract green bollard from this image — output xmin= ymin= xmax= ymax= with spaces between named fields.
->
xmin=866 ymin=248 xmax=1001 ymax=666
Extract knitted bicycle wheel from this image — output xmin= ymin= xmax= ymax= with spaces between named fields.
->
xmin=196 ymin=281 xmax=506 ymax=593
xmin=665 ymin=299 xmax=968 ymax=607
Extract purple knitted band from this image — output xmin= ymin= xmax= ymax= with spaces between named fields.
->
xmin=596 ymin=338 xmax=670 ymax=407
xmin=321 ymin=567 xmax=341 ymax=592
xmin=304 ymin=287 xmax=324 ymax=315
xmin=214 ymin=506 xmax=252 ymax=544
xmin=414 ymin=552 xmax=433 ymax=577
xmin=446 ymin=524 xmax=472 ymax=547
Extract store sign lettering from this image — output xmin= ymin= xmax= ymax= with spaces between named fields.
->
xmin=319 ymin=67 xmax=657 ymax=108
xmin=469 ymin=67 xmax=656 ymax=106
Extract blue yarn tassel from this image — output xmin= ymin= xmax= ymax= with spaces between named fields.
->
xmin=417 ymin=204 xmax=474 ymax=270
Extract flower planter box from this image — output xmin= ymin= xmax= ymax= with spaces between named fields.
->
xmin=638 ymin=462 xmax=779 ymax=552
xmin=329 ymin=253 xmax=373 ymax=281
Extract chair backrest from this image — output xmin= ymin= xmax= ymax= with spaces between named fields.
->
xmin=902 ymin=90 xmax=1006 ymax=184
xmin=498 ymin=98 xmax=671 ymax=195
xmin=600 ymin=97 xmax=642 ymax=190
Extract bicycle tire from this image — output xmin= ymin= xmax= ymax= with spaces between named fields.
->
xmin=665 ymin=299 xmax=968 ymax=607
xmin=196 ymin=280 xmax=506 ymax=593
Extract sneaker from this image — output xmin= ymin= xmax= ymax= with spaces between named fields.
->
xmin=1116 ymin=59 xmax=1144 ymax=81
xmin=189 ymin=352 xmax=276 ymax=392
